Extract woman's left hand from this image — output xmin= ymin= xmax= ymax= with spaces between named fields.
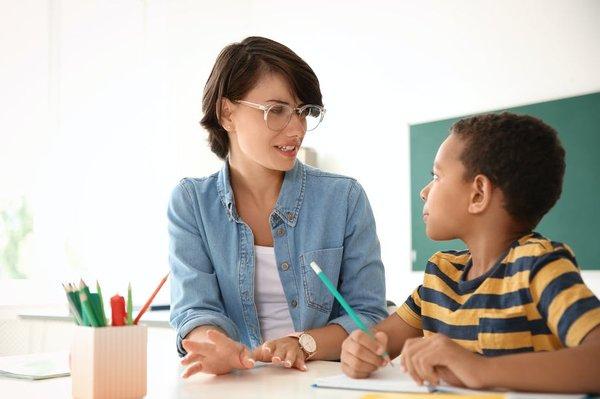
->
xmin=251 ymin=337 xmax=308 ymax=371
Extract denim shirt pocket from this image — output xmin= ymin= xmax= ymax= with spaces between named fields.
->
xmin=299 ymin=247 xmax=344 ymax=313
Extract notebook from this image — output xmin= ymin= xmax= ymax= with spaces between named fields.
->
xmin=0 ymin=351 xmax=70 ymax=380
xmin=314 ymin=366 xmax=587 ymax=399
xmin=313 ymin=365 xmax=432 ymax=393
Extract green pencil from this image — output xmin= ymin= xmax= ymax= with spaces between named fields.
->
xmin=96 ymin=281 xmax=108 ymax=326
xmin=126 ymin=282 xmax=133 ymax=325
xmin=62 ymin=283 xmax=83 ymax=325
xmin=310 ymin=261 xmax=392 ymax=365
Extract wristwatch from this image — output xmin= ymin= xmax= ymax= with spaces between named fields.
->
xmin=288 ymin=331 xmax=317 ymax=360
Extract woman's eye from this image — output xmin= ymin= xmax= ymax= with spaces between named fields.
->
xmin=270 ymin=105 xmax=285 ymax=115
xmin=430 ymin=171 xmax=439 ymax=181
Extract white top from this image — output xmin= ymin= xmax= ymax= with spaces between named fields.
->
xmin=254 ymin=245 xmax=295 ymax=341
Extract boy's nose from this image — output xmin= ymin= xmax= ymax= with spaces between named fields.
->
xmin=420 ymin=183 xmax=431 ymax=202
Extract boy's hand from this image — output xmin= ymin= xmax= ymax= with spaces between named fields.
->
xmin=400 ymin=333 xmax=486 ymax=389
xmin=341 ymin=329 xmax=389 ymax=379
xmin=251 ymin=337 xmax=308 ymax=371
xmin=181 ymin=329 xmax=255 ymax=377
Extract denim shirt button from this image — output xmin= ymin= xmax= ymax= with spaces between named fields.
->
xmin=276 ymin=227 xmax=286 ymax=237
xmin=286 ymin=212 xmax=295 ymax=222
xmin=290 ymin=299 xmax=298 ymax=308
xmin=281 ymin=262 xmax=289 ymax=271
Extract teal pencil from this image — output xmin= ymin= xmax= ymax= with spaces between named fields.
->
xmin=79 ymin=289 xmax=100 ymax=327
xmin=79 ymin=280 xmax=101 ymax=327
xmin=96 ymin=281 xmax=108 ymax=326
xmin=126 ymin=282 xmax=133 ymax=325
xmin=310 ymin=261 xmax=393 ymax=365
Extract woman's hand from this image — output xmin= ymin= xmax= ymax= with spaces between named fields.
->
xmin=400 ymin=333 xmax=486 ymax=389
xmin=180 ymin=329 xmax=255 ymax=377
xmin=340 ymin=329 xmax=389 ymax=379
xmin=251 ymin=337 xmax=308 ymax=371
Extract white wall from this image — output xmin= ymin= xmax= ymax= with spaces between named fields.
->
xmin=1 ymin=0 xmax=599 ymax=305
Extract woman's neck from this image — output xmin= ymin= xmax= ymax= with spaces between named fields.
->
xmin=228 ymin=156 xmax=284 ymax=206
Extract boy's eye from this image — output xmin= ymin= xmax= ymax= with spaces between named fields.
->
xmin=430 ymin=171 xmax=439 ymax=181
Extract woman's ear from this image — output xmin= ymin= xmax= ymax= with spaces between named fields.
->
xmin=468 ymin=174 xmax=493 ymax=215
xmin=219 ymin=98 xmax=235 ymax=133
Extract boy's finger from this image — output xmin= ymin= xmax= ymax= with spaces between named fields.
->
xmin=343 ymin=350 xmax=380 ymax=374
xmin=346 ymin=338 xmax=385 ymax=368
xmin=354 ymin=331 xmax=382 ymax=354
xmin=374 ymin=331 xmax=389 ymax=355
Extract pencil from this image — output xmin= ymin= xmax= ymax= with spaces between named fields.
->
xmin=134 ymin=272 xmax=169 ymax=325
xmin=310 ymin=261 xmax=393 ymax=365
xmin=126 ymin=282 xmax=133 ymax=325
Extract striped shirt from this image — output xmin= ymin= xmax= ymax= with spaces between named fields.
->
xmin=398 ymin=233 xmax=600 ymax=356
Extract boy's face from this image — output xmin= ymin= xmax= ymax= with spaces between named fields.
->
xmin=420 ymin=133 xmax=472 ymax=241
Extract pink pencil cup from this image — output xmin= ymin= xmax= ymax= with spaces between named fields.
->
xmin=71 ymin=325 xmax=147 ymax=399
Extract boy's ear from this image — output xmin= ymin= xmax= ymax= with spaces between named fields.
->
xmin=219 ymin=98 xmax=235 ymax=133
xmin=468 ymin=174 xmax=493 ymax=215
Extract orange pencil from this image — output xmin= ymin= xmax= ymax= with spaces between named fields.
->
xmin=134 ymin=272 xmax=169 ymax=325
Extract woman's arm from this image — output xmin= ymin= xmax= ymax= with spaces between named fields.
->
xmin=168 ymin=180 xmax=240 ymax=356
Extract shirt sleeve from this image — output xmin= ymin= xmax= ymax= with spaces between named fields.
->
xmin=529 ymin=246 xmax=600 ymax=347
xmin=327 ymin=180 xmax=389 ymax=333
xmin=397 ymin=285 xmax=424 ymax=330
xmin=168 ymin=179 xmax=240 ymax=356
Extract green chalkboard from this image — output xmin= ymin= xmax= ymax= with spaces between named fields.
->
xmin=410 ymin=92 xmax=600 ymax=271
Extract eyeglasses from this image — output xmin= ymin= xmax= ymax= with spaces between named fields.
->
xmin=235 ymin=100 xmax=326 ymax=132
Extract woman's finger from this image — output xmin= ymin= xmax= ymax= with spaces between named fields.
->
xmin=282 ymin=345 xmax=298 ymax=368
xmin=181 ymin=361 xmax=203 ymax=379
xmin=292 ymin=349 xmax=308 ymax=371
xmin=237 ymin=346 xmax=255 ymax=369
xmin=180 ymin=352 xmax=206 ymax=366
xmin=271 ymin=343 xmax=287 ymax=365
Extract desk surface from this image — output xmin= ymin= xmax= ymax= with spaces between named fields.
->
xmin=0 ymin=360 xmax=366 ymax=399
xmin=0 ymin=328 xmax=367 ymax=399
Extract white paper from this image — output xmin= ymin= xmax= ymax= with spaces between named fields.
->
xmin=313 ymin=365 xmax=431 ymax=393
xmin=0 ymin=351 xmax=70 ymax=380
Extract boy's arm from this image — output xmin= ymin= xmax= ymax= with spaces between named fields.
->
xmin=378 ymin=313 xmax=423 ymax=359
xmin=476 ymin=325 xmax=600 ymax=393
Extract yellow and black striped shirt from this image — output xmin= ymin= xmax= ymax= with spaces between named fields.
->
xmin=398 ymin=233 xmax=600 ymax=355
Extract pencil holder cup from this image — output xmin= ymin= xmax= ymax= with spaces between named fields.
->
xmin=71 ymin=325 xmax=147 ymax=399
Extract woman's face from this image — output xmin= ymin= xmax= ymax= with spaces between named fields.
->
xmin=226 ymin=72 xmax=306 ymax=172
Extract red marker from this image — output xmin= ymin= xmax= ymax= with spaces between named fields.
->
xmin=110 ymin=294 xmax=126 ymax=326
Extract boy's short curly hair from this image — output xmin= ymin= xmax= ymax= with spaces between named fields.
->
xmin=200 ymin=36 xmax=323 ymax=159
xmin=451 ymin=112 xmax=566 ymax=229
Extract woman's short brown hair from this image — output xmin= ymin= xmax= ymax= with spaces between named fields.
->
xmin=200 ymin=36 xmax=323 ymax=159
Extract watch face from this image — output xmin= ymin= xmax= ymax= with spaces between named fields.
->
xmin=299 ymin=333 xmax=317 ymax=353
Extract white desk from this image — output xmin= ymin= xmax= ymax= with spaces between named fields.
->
xmin=0 ymin=326 xmax=367 ymax=399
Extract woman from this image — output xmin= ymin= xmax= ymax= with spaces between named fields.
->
xmin=168 ymin=36 xmax=387 ymax=377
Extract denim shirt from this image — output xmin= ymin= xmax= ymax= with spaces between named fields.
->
xmin=168 ymin=160 xmax=387 ymax=356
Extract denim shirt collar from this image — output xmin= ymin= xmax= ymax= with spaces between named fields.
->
xmin=216 ymin=160 xmax=306 ymax=227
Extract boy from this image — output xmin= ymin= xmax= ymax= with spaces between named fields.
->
xmin=341 ymin=113 xmax=600 ymax=393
